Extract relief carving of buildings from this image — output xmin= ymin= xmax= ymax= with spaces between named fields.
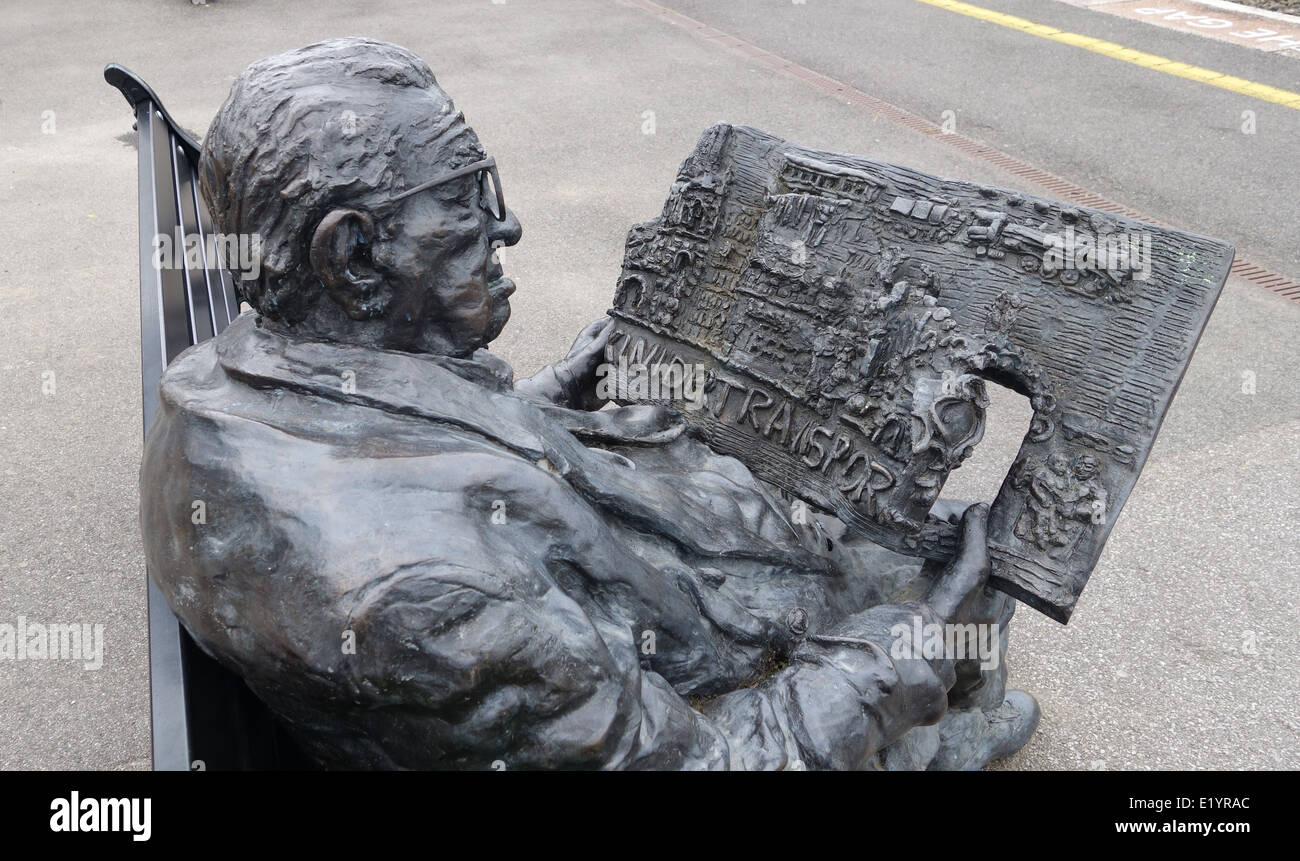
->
xmin=607 ymin=123 xmax=1232 ymax=622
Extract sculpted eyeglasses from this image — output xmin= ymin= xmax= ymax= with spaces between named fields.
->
xmin=382 ymin=157 xmax=506 ymax=221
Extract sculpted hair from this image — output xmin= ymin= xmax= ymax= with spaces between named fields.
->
xmin=199 ymin=38 xmax=465 ymax=323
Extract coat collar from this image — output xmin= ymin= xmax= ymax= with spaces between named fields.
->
xmin=216 ymin=314 xmax=688 ymax=452
xmin=212 ymin=314 xmax=827 ymax=570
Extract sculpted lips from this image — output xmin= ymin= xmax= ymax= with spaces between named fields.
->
xmin=489 ymin=275 xmax=515 ymax=302
xmin=485 ymin=275 xmax=514 ymax=339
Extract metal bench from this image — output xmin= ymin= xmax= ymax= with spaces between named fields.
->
xmin=105 ymin=64 xmax=311 ymax=770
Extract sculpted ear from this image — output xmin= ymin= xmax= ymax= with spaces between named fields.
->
xmin=309 ymin=209 xmax=391 ymax=320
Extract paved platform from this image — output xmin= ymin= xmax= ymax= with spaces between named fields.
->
xmin=0 ymin=0 xmax=1294 ymax=769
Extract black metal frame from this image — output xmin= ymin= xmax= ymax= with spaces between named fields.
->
xmin=106 ymin=64 xmax=310 ymax=770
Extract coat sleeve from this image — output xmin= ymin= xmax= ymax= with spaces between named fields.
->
xmin=338 ymin=552 xmax=954 ymax=771
xmin=700 ymin=601 xmax=955 ymax=770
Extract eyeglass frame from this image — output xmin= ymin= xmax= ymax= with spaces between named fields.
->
xmin=375 ymin=156 xmax=506 ymax=221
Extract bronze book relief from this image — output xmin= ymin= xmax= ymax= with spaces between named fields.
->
xmin=607 ymin=124 xmax=1232 ymax=622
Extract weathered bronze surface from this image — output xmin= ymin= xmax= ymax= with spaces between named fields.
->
xmin=140 ymin=39 xmax=1050 ymax=770
xmin=607 ymin=124 xmax=1232 ymax=622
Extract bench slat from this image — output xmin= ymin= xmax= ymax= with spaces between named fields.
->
xmin=171 ymin=135 xmax=216 ymax=344
xmin=147 ymin=109 xmax=194 ymax=367
xmin=136 ymin=102 xmax=194 ymax=772
xmin=192 ymin=172 xmax=237 ymax=334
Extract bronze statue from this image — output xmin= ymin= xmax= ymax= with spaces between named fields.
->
xmin=142 ymin=37 xmax=1048 ymax=770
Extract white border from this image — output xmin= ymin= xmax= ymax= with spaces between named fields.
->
xmin=1185 ymin=0 xmax=1300 ymax=27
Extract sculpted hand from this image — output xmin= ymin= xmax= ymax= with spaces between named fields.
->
xmin=561 ymin=316 xmax=615 ymax=382
xmin=923 ymin=503 xmax=994 ymax=625
xmin=551 ymin=316 xmax=615 ymax=410
xmin=515 ymin=317 xmax=614 ymax=410
xmin=922 ymin=501 xmax=1017 ymax=710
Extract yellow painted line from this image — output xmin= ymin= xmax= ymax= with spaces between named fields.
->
xmin=915 ymin=0 xmax=1300 ymax=110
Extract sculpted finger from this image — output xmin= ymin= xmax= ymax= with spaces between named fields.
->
xmin=568 ymin=316 xmax=615 ymax=360
xmin=582 ymin=315 xmax=613 ymax=341
xmin=951 ymin=502 xmax=991 ymax=584
xmin=929 ymin=498 xmax=972 ymax=525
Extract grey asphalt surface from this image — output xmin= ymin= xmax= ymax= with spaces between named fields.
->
xmin=0 ymin=0 xmax=1295 ymax=770
xmin=664 ymin=0 xmax=1300 ymax=279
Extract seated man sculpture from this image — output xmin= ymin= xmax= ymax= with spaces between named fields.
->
xmin=140 ymin=37 xmax=1039 ymax=770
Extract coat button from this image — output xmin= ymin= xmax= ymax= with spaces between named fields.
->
xmin=699 ymin=567 xmax=726 ymax=588
xmin=786 ymin=607 xmax=809 ymax=636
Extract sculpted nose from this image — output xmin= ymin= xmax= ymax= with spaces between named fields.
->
xmin=489 ymin=208 xmax=523 ymax=248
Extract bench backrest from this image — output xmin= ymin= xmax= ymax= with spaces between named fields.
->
xmin=106 ymin=65 xmax=309 ymax=770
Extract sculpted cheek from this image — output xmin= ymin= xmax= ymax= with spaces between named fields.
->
xmin=443 ymin=283 xmax=491 ymax=326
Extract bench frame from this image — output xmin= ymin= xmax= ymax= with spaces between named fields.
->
xmin=106 ymin=64 xmax=310 ymax=770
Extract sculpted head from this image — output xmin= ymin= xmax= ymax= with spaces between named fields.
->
xmin=200 ymin=38 xmax=522 ymax=357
